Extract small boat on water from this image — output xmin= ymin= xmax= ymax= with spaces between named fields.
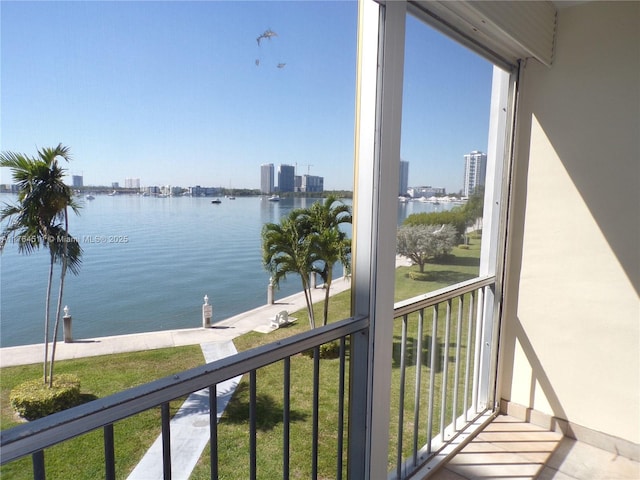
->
xmin=85 ymin=194 xmax=95 ymax=200
xmin=211 ymin=198 xmax=222 ymax=204
xmin=267 ymin=195 xmax=280 ymax=202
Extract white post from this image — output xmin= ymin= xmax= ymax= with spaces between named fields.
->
xmin=63 ymin=305 xmax=73 ymax=343
xmin=267 ymin=277 xmax=274 ymax=305
xmin=202 ymin=295 xmax=213 ymax=328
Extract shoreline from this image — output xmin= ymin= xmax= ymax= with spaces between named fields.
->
xmin=0 ymin=276 xmax=353 ymax=367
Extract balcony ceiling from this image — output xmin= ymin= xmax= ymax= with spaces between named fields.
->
xmin=412 ymin=0 xmax=557 ymax=67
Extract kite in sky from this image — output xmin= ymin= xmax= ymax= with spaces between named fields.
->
xmin=256 ymin=28 xmax=278 ymax=46
xmin=255 ymin=29 xmax=286 ymax=69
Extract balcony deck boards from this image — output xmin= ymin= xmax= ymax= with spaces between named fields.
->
xmin=429 ymin=415 xmax=640 ymax=479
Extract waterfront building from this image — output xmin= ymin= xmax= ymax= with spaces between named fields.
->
xmin=260 ymin=163 xmax=274 ymax=194
xmin=463 ymin=150 xmax=487 ymax=197
xmin=72 ymin=175 xmax=83 ymax=188
xmin=125 ymin=177 xmax=141 ymax=190
xmin=187 ymin=185 xmax=219 ymax=197
xmin=112 ymin=182 xmax=120 ymax=189
xmin=278 ymin=164 xmax=295 ymax=193
xmin=300 ymin=174 xmax=324 ymax=193
xmin=407 ymin=186 xmax=446 ymax=198
xmin=399 ymin=160 xmax=409 ymax=195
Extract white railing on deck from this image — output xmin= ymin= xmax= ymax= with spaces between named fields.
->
xmin=390 ymin=276 xmax=496 ymax=479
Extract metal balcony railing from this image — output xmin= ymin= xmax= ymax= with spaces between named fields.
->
xmin=390 ymin=276 xmax=496 ymax=479
xmin=1 ymin=277 xmax=496 ymax=480
xmin=0 ymin=317 xmax=367 ymax=480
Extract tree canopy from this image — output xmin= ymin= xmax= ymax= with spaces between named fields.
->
xmin=396 ymin=224 xmax=457 ymax=273
xmin=305 ymin=195 xmax=351 ymax=326
xmin=262 ymin=195 xmax=352 ymax=328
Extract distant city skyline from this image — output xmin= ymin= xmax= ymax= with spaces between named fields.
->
xmin=1 ymin=2 xmax=492 ymax=193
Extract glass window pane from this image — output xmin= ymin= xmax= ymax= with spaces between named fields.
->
xmin=395 ymin=12 xmax=494 ymax=302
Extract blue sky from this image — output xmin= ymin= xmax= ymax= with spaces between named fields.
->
xmin=1 ymin=1 xmax=492 ymax=193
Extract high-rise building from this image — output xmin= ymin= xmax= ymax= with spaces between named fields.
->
xmin=124 ymin=178 xmax=141 ymax=190
xmin=463 ymin=151 xmax=487 ymax=197
xmin=399 ymin=161 xmax=409 ymax=195
xmin=72 ymin=175 xmax=83 ymax=188
xmin=260 ymin=163 xmax=274 ymax=194
xmin=278 ymin=164 xmax=295 ymax=193
xmin=301 ymin=175 xmax=324 ymax=193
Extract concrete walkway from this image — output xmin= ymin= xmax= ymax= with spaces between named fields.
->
xmin=0 ymin=276 xmax=353 ymax=367
xmin=127 ymin=341 xmax=241 ymax=480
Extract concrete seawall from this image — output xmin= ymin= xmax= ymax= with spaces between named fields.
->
xmin=0 ymin=277 xmax=353 ymax=367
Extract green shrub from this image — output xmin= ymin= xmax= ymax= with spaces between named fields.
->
xmin=408 ymin=271 xmax=430 ymax=281
xmin=319 ymin=341 xmax=340 ymax=359
xmin=301 ymin=341 xmax=341 ymax=359
xmin=10 ymin=374 xmax=81 ymax=420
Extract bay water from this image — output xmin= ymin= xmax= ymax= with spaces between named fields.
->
xmin=0 ymin=194 xmax=450 ymax=347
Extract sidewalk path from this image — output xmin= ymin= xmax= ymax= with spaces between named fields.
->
xmin=126 ymin=341 xmax=241 ymax=480
xmin=0 ymin=276 xmax=352 ymax=368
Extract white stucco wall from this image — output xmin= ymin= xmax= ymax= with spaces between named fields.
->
xmin=500 ymin=2 xmax=639 ymax=445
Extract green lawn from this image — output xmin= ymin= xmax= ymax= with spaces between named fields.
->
xmin=191 ymin=239 xmax=482 ymax=478
xmin=0 ymin=239 xmax=481 ymax=479
xmin=0 ymin=346 xmax=204 ymax=480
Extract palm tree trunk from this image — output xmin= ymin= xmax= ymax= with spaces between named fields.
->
xmin=301 ymin=276 xmax=315 ymax=329
xmin=43 ymin=252 xmax=54 ymax=384
xmin=49 ymin=257 xmax=67 ymax=387
xmin=48 ymin=209 xmax=69 ymax=387
xmin=322 ymin=268 xmax=333 ymax=327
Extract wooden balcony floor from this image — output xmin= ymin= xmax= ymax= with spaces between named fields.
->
xmin=429 ymin=415 xmax=639 ymax=479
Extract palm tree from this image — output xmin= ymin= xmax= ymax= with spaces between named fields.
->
xmin=0 ymin=144 xmax=82 ymax=385
xmin=307 ymin=196 xmax=352 ymax=326
xmin=48 ymin=221 xmax=82 ymax=387
xmin=262 ymin=209 xmax=319 ymax=329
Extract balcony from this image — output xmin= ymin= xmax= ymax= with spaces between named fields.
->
xmin=3 ymin=272 xmax=637 ymax=479
xmin=2 ymin=0 xmax=638 ymax=478
xmin=0 ymin=278 xmax=496 ymax=479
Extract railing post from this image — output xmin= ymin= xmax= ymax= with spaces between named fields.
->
xmin=209 ymin=385 xmax=218 ymax=480
xmin=104 ymin=424 xmax=115 ymax=480
xmin=161 ymin=403 xmax=171 ymax=480
xmin=32 ymin=450 xmax=45 ymax=480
